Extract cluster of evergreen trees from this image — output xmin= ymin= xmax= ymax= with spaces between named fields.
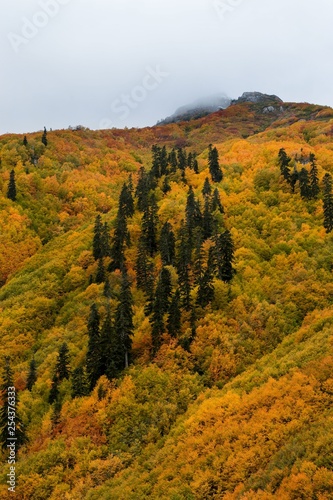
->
xmin=88 ymin=144 xmax=234 ymax=374
xmin=278 ymin=148 xmax=333 ymax=232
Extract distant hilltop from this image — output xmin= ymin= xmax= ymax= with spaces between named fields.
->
xmin=157 ymin=93 xmax=231 ymax=125
xmin=158 ymin=91 xmax=284 ymax=124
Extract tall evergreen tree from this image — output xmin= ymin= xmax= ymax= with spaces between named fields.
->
xmin=109 ymin=210 xmax=129 ymax=271
xmin=323 ymin=173 xmax=333 ymax=233
xmin=103 ymin=276 xmax=112 ymax=298
xmin=23 ymin=135 xmax=28 ymax=147
xmin=177 ymin=148 xmax=187 ymax=172
xmin=185 ymin=186 xmax=202 ymax=245
xmin=56 ymin=343 xmax=71 ymax=381
xmin=71 ymin=366 xmax=89 ymax=398
xmin=0 ymin=358 xmax=28 ymax=451
xmin=96 ymin=258 xmax=106 ymax=284
xmin=168 ymin=148 xmax=178 ymax=172
xmin=289 ymin=167 xmax=299 ymax=194
xmin=278 ymin=148 xmax=291 ymax=182
xmin=208 ymin=144 xmax=223 ymax=182
xmin=299 ymin=168 xmax=311 ymax=200
xmin=135 ymin=167 xmax=151 ymax=211
xmin=141 ymin=194 xmax=159 ymax=257
xmin=202 ymin=196 xmax=215 ymax=240
xmin=100 ymin=305 xmax=123 ymax=380
xmin=135 ymin=236 xmax=154 ymax=295
xmin=42 ymin=127 xmax=48 ymax=146
xmin=212 ymin=188 xmax=224 ymax=214
xmin=309 ymin=153 xmax=320 ymax=199
xmin=115 ymin=270 xmax=134 ymax=369
xmin=162 ymin=175 xmax=171 ymax=194
xmin=119 ymin=183 xmax=135 ymax=218
xmin=216 ymin=229 xmax=235 ymax=283
xmin=151 ymin=145 xmax=162 ymax=179
xmin=101 ymin=222 xmax=111 ymax=258
xmin=160 ymin=222 xmax=176 ymax=266
xmin=196 ymin=247 xmax=215 ymax=307
xmin=7 ymin=170 xmax=17 ymax=201
xmin=27 ymin=358 xmax=37 ymax=391
xmin=202 ymin=177 xmax=212 ymax=197
xmin=51 ymin=399 xmax=62 ymax=428
xmin=167 ymin=289 xmax=182 ymax=338
xmin=86 ymin=304 xmax=102 ymax=390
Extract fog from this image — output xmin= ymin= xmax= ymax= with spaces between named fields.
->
xmin=1 ymin=0 xmax=333 ymax=134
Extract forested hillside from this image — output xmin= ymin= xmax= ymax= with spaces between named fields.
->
xmin=1 ymin=100 xmax=333 ymax=499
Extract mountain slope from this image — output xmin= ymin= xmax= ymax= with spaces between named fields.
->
xmin=1 ymin=99 xmax=333 ymax=499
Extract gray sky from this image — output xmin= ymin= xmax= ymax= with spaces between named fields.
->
xmin=1 ymin=0 xmax=333 ymax=134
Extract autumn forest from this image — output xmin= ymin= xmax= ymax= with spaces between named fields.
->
xmin=1 ymin=97 xmax=333 ymax=499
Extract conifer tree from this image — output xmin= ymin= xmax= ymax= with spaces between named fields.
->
xmin=101 ymin=222 xmax=111 ymax=258
xmin=177 ymin=148 xmax=187 ymax=172
xmin=135 ymin=236 xmax=154 ymax=295
xmin=208 ymin=144 xmax=223 ymax=182
xmin=196 ymin=247 xmax=215 ymax=307
xmin=109 ymin=210 xmax=129 ymax=271
xmin=27 ymin=358 xmax=37 ymax=391
xmin=96 ymin=258 xmax=106 ymax=284
xmin=141 ymin=194 xmax=159 ymax=256
xmin=167 ymin=289 xmax=181 ymax=338
xmin=185 ymin=186 xmax=202 ymax=245
xmin=0 ymin=358 xmax=28 ymax=451
xmin=119 ymin=183 xmax=134 ymax=218
xmin=168 ymin=148 xmax=178 ymax=172
xmin=103 ymin=276 xmax=112 ymax=298
xmin=162 ymin=175 xmax=171 ymax=194
xmin=289 ymin=167 xmax=299 ymax=194
xmin=160 ymin=146 xmax=169 ymax=176
xmin=86 ymin=304 xmax=102 ymax=390
xmin=23 ymin=135 xmax=28 ymax=147
xmin=48 ymin=372 xmax=59 ymax=404
xmin=202 ymin=177 xmax=212 ymax=197
xmin=323 ymin=173 xmax=333 ymax=233
xmin=202 ymin=196 xmax=215 ymax=240
xmin=42 ymin=127 xmax=48 ymax=146
xmin=56 ymin=343 xmax=71 ymax=381
xmin=212 ymin=188 xmax=224 ymax=214
xmin=216 ymin=229 xmax=235 ymax=283
xmin=51 ymin=399 xmax=62 ymax=428
xmin=135 ymin=167 xmax=151 ymax=211
xmin=278 ymin=148 xmax=291 ymax=182
xmin=160 ymin=222 xmax=176 ymax=266
xmin=193 ymin=156 xmax=199 ymax=174
xmin=151 ymin=145 xmax=162 ymax=179
xmin=115 ymin=270 xmax=134 ymax=369
xmin=101 ymin=306 xmax=123 ymax=380
xmin=71 ymin=366 xmax=89 ymax=398
xmin=299 ymin=168 xmax=311 ymax=200
xmin=7 ymin=170 xmax=17 ymax=201
xmin=309 ymin=153 xmax=320 ymax=199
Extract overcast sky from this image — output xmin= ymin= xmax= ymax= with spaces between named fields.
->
xmin=1 ymin=0 xmax=333 ymax=134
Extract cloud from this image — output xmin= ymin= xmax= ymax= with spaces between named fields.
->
xmin=1 ymin=0 xmax=333 ymax=133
